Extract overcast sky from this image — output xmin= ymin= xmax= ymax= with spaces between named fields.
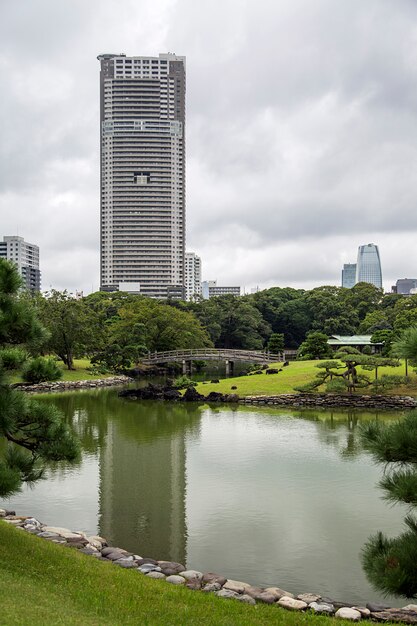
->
xmin=1 ymin=0 xmax=417 ymax=294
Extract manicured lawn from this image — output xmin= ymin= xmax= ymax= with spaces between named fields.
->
xmin=0 ymin=522 xmax=351 ymax=626
xmin=195 ymin=360 xmax=416 ymax=398
xmin=11 ymin=359 xmax=113 ymax=384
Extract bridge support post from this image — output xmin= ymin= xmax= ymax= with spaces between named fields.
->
xmin=225 ymin=360 xmax=234 ymax=377
xmin=182 ymin=360 xmax=187 ymax=375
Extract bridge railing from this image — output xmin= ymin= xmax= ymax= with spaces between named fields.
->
xmin=141 ymin=349 xmax=285 ymax=363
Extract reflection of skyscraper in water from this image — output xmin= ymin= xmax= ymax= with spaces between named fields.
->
xmin=98 ymin=417 xmax=187 ymax=564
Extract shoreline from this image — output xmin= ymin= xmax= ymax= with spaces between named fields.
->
xmin=1 ymin=510 xmax=416 ymax=622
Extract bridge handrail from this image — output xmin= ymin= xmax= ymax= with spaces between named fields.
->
xmin=141 ymin=348 xmax=284 ymax=362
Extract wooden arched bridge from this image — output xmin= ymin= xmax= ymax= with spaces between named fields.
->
xmin=141 ymin=349 xmax=285 ymax=375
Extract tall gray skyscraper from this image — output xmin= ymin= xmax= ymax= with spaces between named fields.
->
xmin=0 ymin=235 xmax=41 ymax=291
xmin=97 ymin=53 xmax=186 ymax=298
xmin=356 ymin=243 xmax=382 ymax=289
xmin=341 ymin=263 xmax=357 ymax=288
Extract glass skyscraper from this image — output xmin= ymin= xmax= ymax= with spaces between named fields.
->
xmin=356 ymin=244 xmax=382 ymax=289
xmin=342 ymin=263 xmax=357 ymax=288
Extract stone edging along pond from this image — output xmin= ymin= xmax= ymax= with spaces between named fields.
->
xmin=14 ymin=375 xmax=131 ymax=394
xmin=2 ymin=510 xmax=417 ymax=623
xmin=16 ymin=376 xmax=417 ymax=411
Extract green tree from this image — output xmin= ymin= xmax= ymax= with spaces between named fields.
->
xmin=191 ymin=295 xmax=270 ymax=349
xmin=297 ymin=331 xmax=331 ymax=360
xmin=0 ymin=260 xmax=79 ymax=497
xmin=267 ymin=333 xmax=285 ymax=353
xmin=111 ymin=298 xmax=212 ymax=352
xmin=360 ymin=412 xmax=417 ymax=597
xmin=371 ymin=329 xmax=396 ymax=356
xmin=392 ymin=327 xmax=417 ymax=366
xmin=38 ymin=291 xmax=105 ymax=369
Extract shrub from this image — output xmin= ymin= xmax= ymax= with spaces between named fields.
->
xmin=0 ymin=347 xmax=28 ymax=370
xmin=22 ymin=357 xmax=62 ymax=384
xmin=173 ymin=375 xmax=197 ymax=390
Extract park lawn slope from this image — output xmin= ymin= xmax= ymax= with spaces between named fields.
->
xmin=11 ymin=358 xmax=114 ymax=384
xmin=194 ymin=360 xmax=415 ymax=398
xmin=0 ymin=522 xmax=351 ymax=626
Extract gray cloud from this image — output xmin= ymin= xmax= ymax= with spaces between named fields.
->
xmin=1 ymin=0 xmax=417 ymax=293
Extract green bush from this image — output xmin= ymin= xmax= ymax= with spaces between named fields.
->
xmin=22 ymin=357 xmax=63 ymax=384
xmin=0 ymin=347 xmax=28 ymax=370
xmin=173 ymin=375 xmax=197 ymax=389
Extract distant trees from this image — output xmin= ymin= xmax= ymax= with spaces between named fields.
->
xmin=267 ymin=333 xmax=285 ymax=353
xmin=0 ymin=260 xmax=78 ymax=497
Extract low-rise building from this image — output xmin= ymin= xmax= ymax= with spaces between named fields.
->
xmin=201 ymin=280 xmax=241 ymax=299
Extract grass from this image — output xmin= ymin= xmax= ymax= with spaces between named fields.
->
xmin=10 ymin=358 xmax=114 ymax=384
xmin=195 ymin=360 xmax=417 ymax=398
xmin=0 ymin=522 xmax=353 ymax=626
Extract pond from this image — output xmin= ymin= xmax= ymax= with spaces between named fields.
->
xmin=1 ymin=389 xmax=409 ymax=606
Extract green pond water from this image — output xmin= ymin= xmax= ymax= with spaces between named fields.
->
xmin=1 ymin=388 xmax=411 ymax=606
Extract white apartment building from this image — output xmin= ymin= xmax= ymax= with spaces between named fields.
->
xmin=0 ymin=236 xmax=41 ymax=291
xmin=185 ymin=252 xmax=202 ymax=301
xmin=201 ymin=280 xmax=241 ymax=299
xmin=97 ymin=52 xmax=186 ymax=299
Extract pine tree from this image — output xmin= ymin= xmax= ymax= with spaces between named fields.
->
xmin=0 ymin=260 xmax=79 ymax=497
xmin=360 ymin=412 xmax=417 ymax=598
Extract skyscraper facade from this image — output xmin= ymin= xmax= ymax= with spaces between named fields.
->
xmin=98 ymin=53 xmax=186 ymax=298
xmin=0 ymin=235 xmax=41 ymax=291
xmin=356 ymin=244 xmax=382 ymax=289
xmin=184 ymin=252 xmax=202 ymax=301
xmin=341 ymin=263 xmax=357 ymax=288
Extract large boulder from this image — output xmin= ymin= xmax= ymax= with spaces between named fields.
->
xmin=182 ymin=387 xmax=205 ymax=402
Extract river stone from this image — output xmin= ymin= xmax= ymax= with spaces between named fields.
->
xmin=38 ymin=531 xmax=61 ymax=538
xmin=216 ymin=589 xmax=240 ymax=600
xmin=79 ymin=547 xmax=98 ymax=556
xmin=223 ymin=579 xmax=251 ymax=594
xmin=298 ymin=593 xmax=321 ymax=603
xmin=102 ymin=547 xmax=126 ymax=557
xmin=256 ymin=592 xmax=277 ymax=604
xmin=277 ymin=596 xmax=308 ymax=611
xmin=353 ymin=607 xmax=370 ymax=618
xmin=403 ymin=606 xmax=417 ymax=612
xmin=244 ymin=586 xmax=264 ymax=599
xmin=139 ymin=564 xmax=161 ymax=573
xmin=185 ymin=580 xmax=202 ymax=591
xmin=371 ymin=609 xmax=417 ymax=624
xmin=202 ymin=573 xmax=227 ymax=586
xmin=87 ymin=535 xmax=107 ymax=545
xmin=310 ymin=602 xmax=335 ymax=615
xmin=87 ymin=537 xmax=103 ymax=550
xmin=335 ymin=607 xmax=362 ymax=621
xmin=43 ymin=526 xmax=84 ymax=541
xmin=158 ymin=561 xmax=185 ymax=575
xmin=146 ymin=571 xmax=166 ymax=580
xmin=202 ymin=583 xmax=222 ymax=593
xmin=106 ymin=552 xmax=131 ymax=561
xmin=180 ymin=570 xmax=203 ymax=582
xmin=166 ymin=575 xmax=186 ymax=585
xmin=113 ymin=559 xmax=138 ymax=569
xmin=137 ymin=558 xmax=158 ymax=566
xmin=236 ymin=594 xmax=256 ymax=605
xmin=265 ymin=587 xmax=294 ymax=600
xmin=0 ymin=509 xmax=6 ymax=517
